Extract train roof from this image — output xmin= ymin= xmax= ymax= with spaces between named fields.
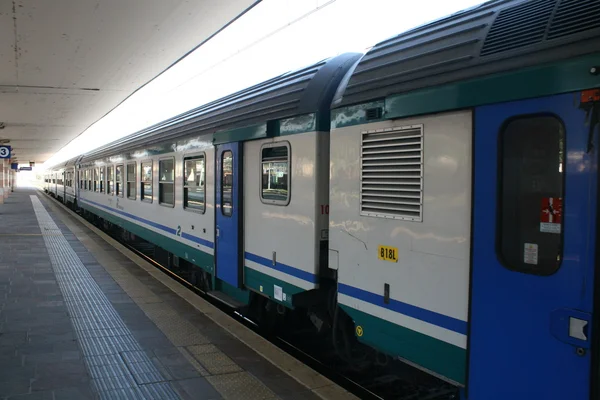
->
xmin=80 ymin=53 xmax=360 ymax=162
xmin=332 ymin=0 xmax=600 ymax=107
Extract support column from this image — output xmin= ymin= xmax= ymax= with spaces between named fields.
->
xmin=12 ymin=169 xmax=15 ymax=191
xmin=0 ymin=160 xmax=5 ymax=204
xmin=3 ymin=160 xmax=8 ymax=198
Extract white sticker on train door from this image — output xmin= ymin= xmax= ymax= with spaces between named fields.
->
xmin=524 ymin=243 xmax=539 ymax=265
xmin=540 ymin=197 xmax=562 ymax=234
xmin=274 ymin=285 xmax=283 ymax=301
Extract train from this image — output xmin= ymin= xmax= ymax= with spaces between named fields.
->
xmin=43 ymin=0 xmax=600 ymax=398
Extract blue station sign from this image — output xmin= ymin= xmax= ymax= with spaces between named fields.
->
xmin=0 ymin=145 xmax=11 ymax=159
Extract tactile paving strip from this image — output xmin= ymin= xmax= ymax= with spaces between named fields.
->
xmin=30 ymin=196 xmax=180 ymax=400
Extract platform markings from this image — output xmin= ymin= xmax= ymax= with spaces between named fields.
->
xmin=30 ymin=195 xmax=180 ymax=400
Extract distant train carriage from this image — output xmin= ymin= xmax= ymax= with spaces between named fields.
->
xmin=43 ymin=0 xmax=600 ymax=398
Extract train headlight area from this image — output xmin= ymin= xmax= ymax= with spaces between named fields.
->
xmin=4 ymin=0 xmax=600 ymax=399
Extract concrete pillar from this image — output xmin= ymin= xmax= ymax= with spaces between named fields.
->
xmin=0 ymin=160 xmax=4 ymax=204
xmin=4 ymin=160 xmax=8 ymax=198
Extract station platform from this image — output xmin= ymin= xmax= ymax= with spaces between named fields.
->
xmin=0 ymin=190 xmax=353 ymax=400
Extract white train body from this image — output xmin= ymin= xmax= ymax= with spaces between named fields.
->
xmin=329 ymin=110 xmax=472 ymax=382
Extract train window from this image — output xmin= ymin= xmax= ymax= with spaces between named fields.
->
xmin=159 ymin=158 xmax=174 ymax=207
xmin=141 ymin=161 xmax=152 ymax=202
xmin=79 ymin=171 xmax=83 ymax=189
xmin=84 ymin=169 xmax=88 ymax=190
xmin=99 ymin=167 xmax=104 ymax=192
xmin=184 ymin=155 xmax=205 ymax=213
xmin=107 ymin=166 xmax=114 ymax=195
xmin=498 ymin=115 xmax=564 ymax=275
xmin=88 ymin=169 xmax=92 ymax=191
xmin=260 ymin=143 xmax=290 ymax=205
xmin=116 ymin=164 xmax=124 ymax=197
xmin=94 ymin=168 xmax=99 ymax=192
xmin=221 ymin=151 xmax=233 ymax=216
xmin=127 ymin=163 xmax=136 ymax=200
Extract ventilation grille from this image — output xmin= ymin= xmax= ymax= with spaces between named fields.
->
xmin=360 ymin=125 xmax=423 ymax=222
xmin=480 ymin=0 xmax=555 ymax=56
xmin=547 ymin=0 xmax=600 ymax=40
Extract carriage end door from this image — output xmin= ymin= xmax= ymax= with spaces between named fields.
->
xmin=215 ymin=143 xmax=243 ymax=288
xmin=468 ymin=92 xmax=598 ymax=399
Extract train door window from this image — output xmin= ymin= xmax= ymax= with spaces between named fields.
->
xmin=159 ymin=158 xmax=174 ymax=207
xmin=184 ymin=155 xmax=205 ymax=212
xmin=99 ymin=167 xmax=104 ymax=192
xmin=84 ymin=170 xmax=88 ymax=190
xmin=107 ymin=166 xmax=114 ymax=195
xmin=498 ymin=115 xmax=565 ymax=275
xmin=141 ymin=161 xmax=152 ymax=202
xmin=127 ymin=162 xmax=136 ymax=200
xmin=221 ymin=151 xmax=233 ymax=216
xmin=116 ymin=164 xmax=124 ymax=197
xmin=79 ymin=171 xmax=83 ymax=189
xmin=88 ymin=169 xmax=92 ymax=191
xmin=94 ymin=168 xmax=99 ymax=192
xmin=260 ymin=143 xmax=290 ymax=205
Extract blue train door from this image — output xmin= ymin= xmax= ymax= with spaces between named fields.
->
xmin=215 ymin=143 xmax=243 ymax=288
xmin=468 ymin=93 xmax=598 ymax=399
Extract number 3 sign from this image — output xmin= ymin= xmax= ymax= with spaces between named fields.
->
xmin=0 ymin=145 xmax=11 ymax=159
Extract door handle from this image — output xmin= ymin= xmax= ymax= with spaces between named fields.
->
xmin=550 ymin=308 xmax=591 ymax=348
xmin=569 ymin=317 xmax=588 ymax=341
xmin=216 ymin=227 xmax=220 ymax=238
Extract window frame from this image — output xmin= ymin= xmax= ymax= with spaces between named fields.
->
xmin=158 ymin=157 xmax=175 ymax=208
xmin=99 ymin=166 xmax=105 ymax=193
xmin=183 ymin=153 xmax=206 ymax=214
xmin=495 ymin=113 xmax=566 ymax=276
xmin=107 ymin=165 xmax=114 ymax=195
xmin=259 ymin=141 xmax=291 ymax=206
xmin=94 ymin=167 xmax=99 ymax=192
xmin=127 ymin=162 xmax=137 ymax=200
xmin=116 ymin=164 xmax=124 ymax=197
xmin=140 ymin=160 xmax=153 ymax=203
xmin=221 ymin=150 xmax=234 ymax=217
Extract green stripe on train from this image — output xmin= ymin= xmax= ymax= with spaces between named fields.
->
xmin=80 ymin=202 xmax=214 ymax=274
xmin=332 ymin=52 xmax=600 ymax=128
xmin=340 ymin=304 xmax=466 ymax=385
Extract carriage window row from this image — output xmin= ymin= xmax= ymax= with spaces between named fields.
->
xmin=76 ymin=147 xmax=290 ymax=210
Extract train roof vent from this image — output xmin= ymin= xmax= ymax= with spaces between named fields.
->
xmin=480 ymin=0 xmax=555 ymax=56
xmin=547 ymin=0 xmax=600 ymax=40
xmin=360 ymin=124 xmax=423 ymax=222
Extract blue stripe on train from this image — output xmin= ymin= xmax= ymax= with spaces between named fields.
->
xmin=79 ymin=198 xmax=214 ymax=249
xmin=80 ymin=198 xmax=464 ymax=334
xmin=338 ymin=283 xmax=468 ymax=335
xmin=244 ymin=252 xmax=318 ymax=284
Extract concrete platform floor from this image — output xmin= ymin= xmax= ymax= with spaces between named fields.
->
xmin=0 ymin=190 xmax=354 ymax=400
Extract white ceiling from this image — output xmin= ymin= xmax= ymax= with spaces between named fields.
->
xmin=0 ymin=0 xmax=257 ymax=164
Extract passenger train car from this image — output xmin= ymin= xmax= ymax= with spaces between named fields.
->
xmin=44 ymin=0 xmax=600 ymax=398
